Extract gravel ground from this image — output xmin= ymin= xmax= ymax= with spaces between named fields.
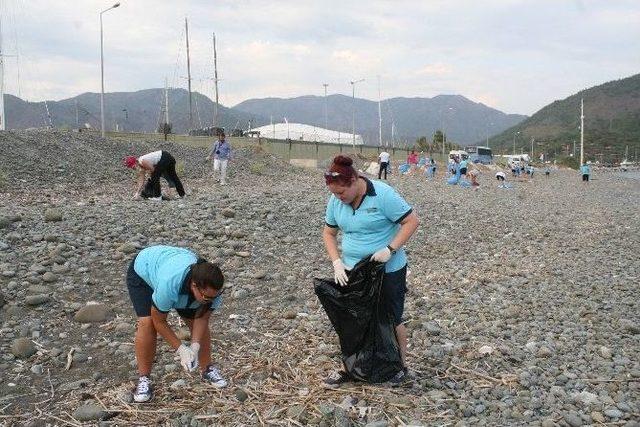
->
xmin=0 ymin=130 xmax=638 ymax=427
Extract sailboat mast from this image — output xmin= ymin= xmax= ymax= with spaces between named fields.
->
xmin=212 ymin=32 xmax=219 ymax=128
xmin=185 ymin=18 xmax=193 ymax=130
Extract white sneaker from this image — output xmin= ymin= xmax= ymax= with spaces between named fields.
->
xmin=147 ymin=196 xmax=162 ymax=202
xmin=202 ymin=365 xmax=227 ymax=388
xmin=133 ymin=376 xmax=153 ymax=403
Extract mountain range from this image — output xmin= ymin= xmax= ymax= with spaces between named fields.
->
xmin=487 ymin=73 xmax=640 ymax=163
xmin=3 ymin=90 xmax=525 ymax=145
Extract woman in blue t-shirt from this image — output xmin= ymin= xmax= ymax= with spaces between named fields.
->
xmin=126 ymin=245 xmax=227 ymax=403
xmin=322 ymin=155 xmax=419 ymax=387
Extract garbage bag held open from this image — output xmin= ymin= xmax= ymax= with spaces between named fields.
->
xmin=314 ymin=258 xmax=403 ymax=383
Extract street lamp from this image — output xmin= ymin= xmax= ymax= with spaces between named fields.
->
xmin=513 ymin=131 xmax=520 ymax=155
xmin=100 ymin=2 xmax=121 ymax=138
xmin=350 ymin=78 xmax=364 ymax=149
xmin=322 ymin=83 xmax=329 ymax=130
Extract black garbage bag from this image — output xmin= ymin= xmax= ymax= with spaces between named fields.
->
xmin=314 ymin=257 xmax=403 ymax=383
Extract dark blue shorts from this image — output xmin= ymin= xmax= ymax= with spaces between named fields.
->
xmin=126 ymin=258 xmax=211 ymax=319
xmin=381 ymin=265 xmax=408 ymax=326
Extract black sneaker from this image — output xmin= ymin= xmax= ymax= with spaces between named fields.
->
xmin=133 ymin=375 xmax=153 ymax=403
xmin=323 ymin=370 xmax=350 ymax=388
xmin=387 ymin=369 xmax=407 ymax=387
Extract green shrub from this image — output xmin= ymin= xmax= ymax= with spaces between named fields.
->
xmin=557 ymin=156 xmax=579 ymax=170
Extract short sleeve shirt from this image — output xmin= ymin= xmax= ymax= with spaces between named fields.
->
xmin=133 ymin=245 xmax=202 ymax=312
xmin=379 ymin=152 xmax=390 ymax=163
xmin=138 ymin=151 xmax=162 ymax=167
xmin=325 ymin=177 xmax=412 ymax=273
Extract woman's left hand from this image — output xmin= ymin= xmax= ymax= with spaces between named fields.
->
xmin=371 ymin=247 xmax=392 ymax=263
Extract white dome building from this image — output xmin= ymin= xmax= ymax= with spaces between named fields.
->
xmin=250 ymin=123 xmax=364 ymax=145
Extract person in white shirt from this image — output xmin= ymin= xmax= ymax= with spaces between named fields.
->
xmin=378 ymin=151 xmax=391 ymax=180
xmin=124 ymin=151 xmax=186 ymax=200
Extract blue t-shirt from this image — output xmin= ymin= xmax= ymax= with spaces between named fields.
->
xmin=134 ymin=245 xmax=220 ymax=313
xmin=580 ymin=165 xmax=590 ymax=175
xmin=325 ymin=178 xmax=412 ymax=273
xmin=459 ymin=160 xmax=468 ymax=169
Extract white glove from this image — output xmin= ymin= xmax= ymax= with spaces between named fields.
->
xmin=176 ymin=343 xmax=197 ymax=372
xmin=332 ymin=259 xmax=349 ymax=287
xmin=371 ymin=246 xmax=392 ymax=263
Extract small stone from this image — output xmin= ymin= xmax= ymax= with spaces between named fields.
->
xmin=42 ymin=272 xmax=58 ymax=283
xmin=537 ymin=346 xmax=553 ymax=358
xmin=74 ymin=304 xmax=109 ymax=323
xmin=423 ymin=321 xmax=441 ymax=335
xmin=541 ymin=420 xmax=557 ymax=427
xmin=118 ymin=243 xmax=137 ymax=254
xmin=234 ymin=388 xmax=249 ymax=402
xmin=44 ymin=209 xmax=63 ymax=222
xmin=235 ymin=251 xmax=251 ymax=258
xmin=30 ymin=364 xmax=44 ymax=375
xmin=604 ymin=408 xmax=624 ymax=419
xmin=221 ymin=208 xmax=235 ymax=218
xmin=118 ymin=391 xmax=133 ymax=404
xmin=25 ymin=295 xmax=50 ymax=306
xmin=563 ymin=411 xmax=583 ymax=427
xmin=599 ymin=346 xmax=613 ymax=359
xmin=170 ymin=379 xmax=187 ymax=389
xmin=284 ymin=311 xmax=296 ymax=319
xmin=591 ymin=412 xmax=605 ymax=423
xmin=73 ymin=404 xmax=106 ymax=422
xmin=232 ymin=289 xmax=249 ymax=300
xmin=0 ymin=216 xmax=11 ymax=229
xmin=11 ymin=338 xmax=37 ymax=358
xmin=365 ymin=422 xmax=389 ymax=427
xmin=620 ymin=319 xmax=640 ymax=334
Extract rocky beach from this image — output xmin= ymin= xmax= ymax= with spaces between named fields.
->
xmin=0 ymin=130 xmax=638 ymax=427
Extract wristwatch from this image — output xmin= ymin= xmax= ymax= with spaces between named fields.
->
xmin=387 ymin=245 xmax=397 ymax=254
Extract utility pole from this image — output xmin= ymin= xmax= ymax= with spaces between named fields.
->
xmin=322 ymin=83 xmax=328 ymax=130
xmin=377 ymin=75 xmax=382 ymax=147
xmin=580 ymin=98 xmax=584 ymax=165
xmin=212 ymin=32 xmax=219 ymax=128
xmin=164 ymin=77 xmax=170 ymax=126
xmin=185 ymin=18 xmax=193 ymax=130
xmin=350 ymin=78 xmax=364 ymax=149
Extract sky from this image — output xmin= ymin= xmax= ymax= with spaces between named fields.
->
xmin=1 ymin=0 xmax=639 ymax=116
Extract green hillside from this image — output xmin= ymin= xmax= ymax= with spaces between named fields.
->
xmin=488 ymin=73 xmax=640 ymax=164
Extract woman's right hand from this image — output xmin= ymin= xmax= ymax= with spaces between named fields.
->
xmin=176 ymin=343 xmax=197 ymax=372
xmin=332 ymin=259 xmax=349 ymax=287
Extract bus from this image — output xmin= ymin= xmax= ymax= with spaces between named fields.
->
xmin=465 ymin=146 xmax=493 ymax=164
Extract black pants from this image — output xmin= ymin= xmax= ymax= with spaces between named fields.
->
xmin=142 ymin=151 xmax=185 ymax=198
xmin=378 ymin=162 xmax=388 ymax=179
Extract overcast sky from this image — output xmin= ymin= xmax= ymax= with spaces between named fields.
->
xmin=1 ymin=0 xmax=639 ymax=115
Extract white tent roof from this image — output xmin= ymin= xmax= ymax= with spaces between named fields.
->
xmin=251 ymin=123 xmax=363 ymax=145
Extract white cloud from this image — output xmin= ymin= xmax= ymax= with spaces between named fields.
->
xmin=0 ymin=0 xmax=638 ymax=115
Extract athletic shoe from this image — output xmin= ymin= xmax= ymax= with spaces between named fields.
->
xmin=387 ymin=369 xmax=407 ymax=387
xmin=147 ymin=196 xmax=162 ymax=202
xmin=133 ymin=376 xmax=153 ymax=403
xmin=202 ymin=365 xmax=227 ymax=388
xmin=323 ymin=370 xmax=350 ymax=388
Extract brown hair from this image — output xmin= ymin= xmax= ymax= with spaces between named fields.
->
xmin=191 ymin=260 xmax=224 ymax=291
xmin=325 ymin=155 xmax=358 ymax=186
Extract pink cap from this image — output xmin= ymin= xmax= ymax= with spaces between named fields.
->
xmin=123 ymin=156 xmax=137 ymax=169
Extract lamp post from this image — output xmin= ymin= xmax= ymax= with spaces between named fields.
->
xmin=350 ymin=78 xmax=364 ymax=149
xmin=100 ymin=2 xmax=121 ymax=138
xmin=322 ymin=83 xmax=329 ymax=130
xmin=513 ymin=131 xmax=520 ymax=155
